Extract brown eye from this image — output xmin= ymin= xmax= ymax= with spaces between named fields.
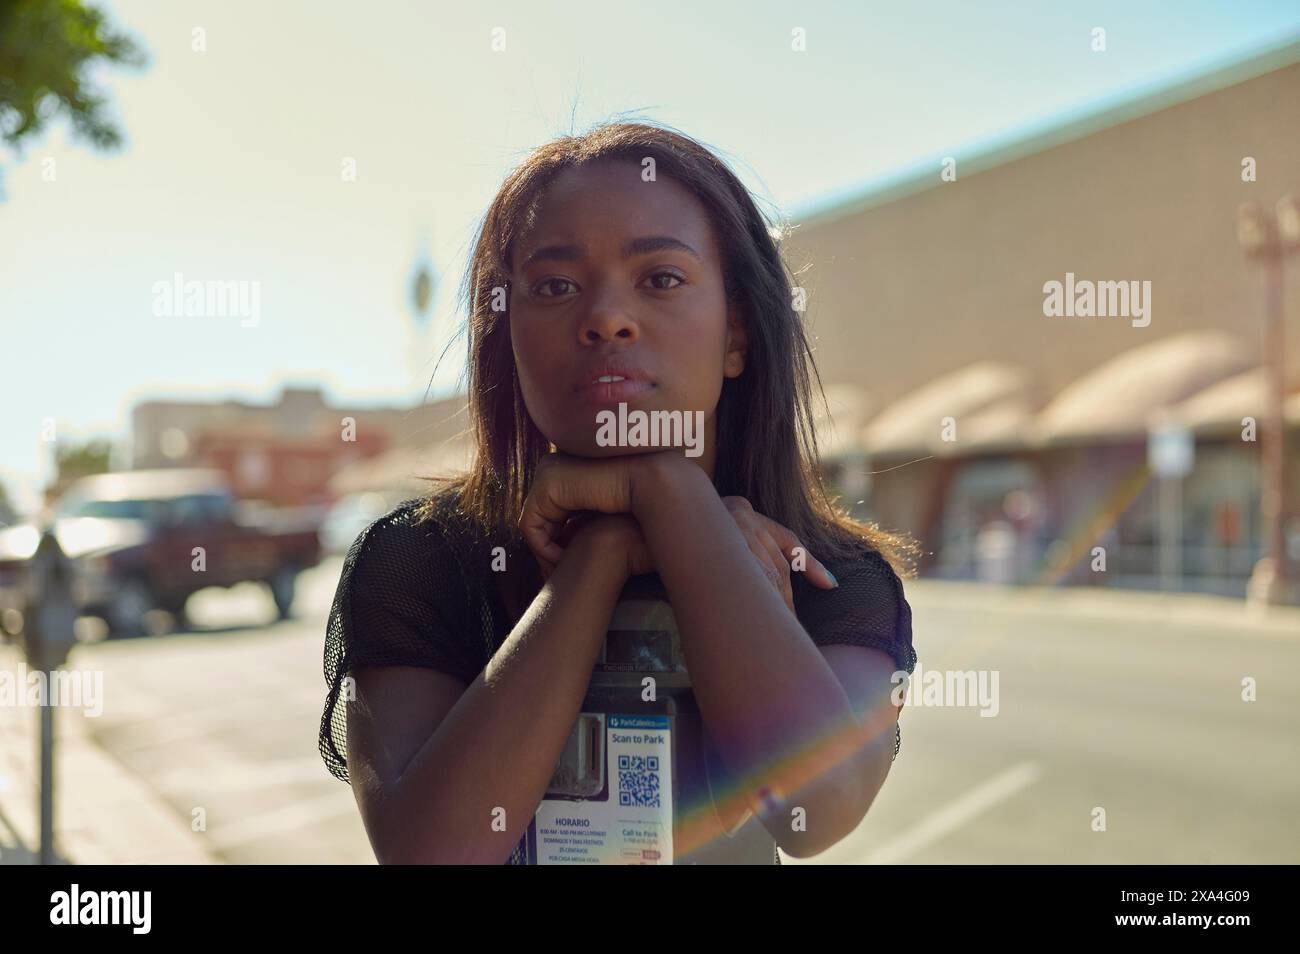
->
xmin=534 ymin=278 xmax=576 ymax=297
xmin=645 ymin=271 xmax=685 ymax=290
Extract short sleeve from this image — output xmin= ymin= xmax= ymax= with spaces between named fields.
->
xmin=792 ymin=542 xmax=917 ymax=762
xmin=794 ymin=543 xmax=916 ymax=677
xmin=318 ymin=500 xmax=483 ymax=783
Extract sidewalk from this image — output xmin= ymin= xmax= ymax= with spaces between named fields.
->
xmin=0 ymin=645 xmax=218 ymax=865
xmin=905 ymin=578 xmax=1300 ymax=638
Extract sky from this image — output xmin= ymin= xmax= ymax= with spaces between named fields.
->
xmin=3 ymin=0 xmax=1300 ymax=513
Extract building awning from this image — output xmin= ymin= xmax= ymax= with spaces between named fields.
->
xmin=1165 ymin=367 xmax=1300 ymax=434
xmin=1033 ymin=330 xmax=1254 ymax=445
xmin=860 ymin=361 xmax=1037 ymax=458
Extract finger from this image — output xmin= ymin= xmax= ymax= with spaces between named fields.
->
xmin=519 ymin=508 xmax=565 ymax=565
xmin=741 ymin=533 xmax=792 ymax=612
xmin=556 ymin=510 xmax=598 ymax=548
xmin=522 ymin=458 xmax=634 ymax=561
xmin=753 ymin=513 xmax=837 ymax=590
xmin=755 ymin=529 xmax=794 ymax=610
xmin=728 ymin=509 xmax=793 ymax=609
xmin=792 ymin=547 xmax=837 ymax=591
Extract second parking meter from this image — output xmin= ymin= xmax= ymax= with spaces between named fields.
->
xmin=21 ymin=529 xmax=79 ymax=672
xmin=19 ymin=527 xmax=79 ymax=865
xmin=516 ymin=573 xmax=778 ymax=864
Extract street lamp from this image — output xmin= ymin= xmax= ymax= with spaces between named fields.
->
xmin=1237 ymin=197 xmax=1297 ymax=606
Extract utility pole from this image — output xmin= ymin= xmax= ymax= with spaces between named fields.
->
xmin=1236 ymin=195 xmax=1299 ymax=606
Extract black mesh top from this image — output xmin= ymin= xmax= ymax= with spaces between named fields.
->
xmin=318 ymin=487 xmax=918 ymax=862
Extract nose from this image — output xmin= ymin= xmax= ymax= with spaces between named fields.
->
xmin=577 ymin=284 xmax=639 ymax=345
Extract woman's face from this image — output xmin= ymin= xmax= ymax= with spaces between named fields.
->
xmin=507 ymin=159 xmax=746 ymax=471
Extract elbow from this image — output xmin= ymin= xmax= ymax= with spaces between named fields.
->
xmin=770 ymin=751 xmax=889 ymax=859
xmin=773 ymin=803 xmax=867 ymax=859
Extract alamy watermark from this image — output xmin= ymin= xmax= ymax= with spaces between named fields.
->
xmin=595 ymin=402 xmax=705 ymax=458
xmin=0 ymin=663 xmax=103 ymax=717
xmin=50 ymin=884 xmax=150 ymax=934
xmin=891 ymin=662 xmax=999 ymax=717
xmin=151 ymin=272 xmax=260 ymax=327
xmin=1042 ymin=272 xmax=1150 ymax=328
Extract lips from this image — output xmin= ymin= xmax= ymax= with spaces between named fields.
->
xmin=573 ymin=362 xmax=654 ymax=405
xmin=573 ymin=362 xmax=651 ymax=391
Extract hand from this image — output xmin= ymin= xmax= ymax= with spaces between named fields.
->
xmin=537 ymin=512 xmax=655 ymax=582
xmin=721 ymin=496 xmax=838 ymax=612
xmin=534 ymin=493 xmax=838 ymax=615
xmin=518 ymin=451 xmax=648 ymax=567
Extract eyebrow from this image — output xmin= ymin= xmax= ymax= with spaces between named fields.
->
xmin=520 ymin=235 xmax=702 ymax=270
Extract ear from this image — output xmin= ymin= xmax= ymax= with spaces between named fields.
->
xmin=723 ymin=301 xmax=747 ymax=379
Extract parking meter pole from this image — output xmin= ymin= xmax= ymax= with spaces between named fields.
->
xmin=22 ymin=528 xmax=78 ymax=865
xmin=39 ymin=695 xmax=54 ymax=865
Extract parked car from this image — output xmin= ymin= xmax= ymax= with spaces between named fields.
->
xmin=0 ymin=469 xmax=321 ymax=638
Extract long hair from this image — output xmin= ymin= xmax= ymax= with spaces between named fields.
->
xmin=416 ymin=120 xmax=920 ymax=580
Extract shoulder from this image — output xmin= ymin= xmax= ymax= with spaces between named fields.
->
xmin=344 ymin=491 xmax=470 ymax=579
xmin=335 ymin=489 xmax=486 ymax=615
xmin=792 ymin=539 xmax=916 ymax=676
xmin=320 ymin=492 xmax=483 ymax=779
xmin=326 ymin=489 xmax=486 ymax=678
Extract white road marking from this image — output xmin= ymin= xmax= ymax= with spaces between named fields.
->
xmin=859 ymin=760 xmax=1045 ymax=864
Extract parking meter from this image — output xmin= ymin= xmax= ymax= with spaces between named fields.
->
xmin=21 ymin=529 xmax=78 ymax=671
xmin=19 ymin=527 xmax=79 ymax=865
xmin=517 ymin=573 xmax=778 ymax=864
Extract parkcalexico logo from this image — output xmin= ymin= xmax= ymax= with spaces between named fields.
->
xmin=152 ymin=271 xmax=261 ymax=327
xmin=50 ymin=884 xmax=151 ymax=934
xmin=890 ymin=663 xmax=1000 ymax=717
xmin=595 ymin=402 xmax=705 ymax=458
xmin=1042 ymin=272 xmax=1151 ymax=328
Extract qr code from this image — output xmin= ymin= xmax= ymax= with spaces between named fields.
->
xmin=617 ymin=754 xmax=661 ymax=807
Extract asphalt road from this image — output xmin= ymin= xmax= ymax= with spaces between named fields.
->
xmin=56 ymin=559 xmax=1300 ymax=864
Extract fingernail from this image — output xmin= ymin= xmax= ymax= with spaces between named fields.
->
xmin=827 ymin=571 xmax=839 ymax=588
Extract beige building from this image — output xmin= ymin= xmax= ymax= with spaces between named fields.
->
xmin=785 ymin=37 xmax=1300 ymax=595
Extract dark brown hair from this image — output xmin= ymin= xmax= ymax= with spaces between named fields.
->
xmin=417 ymin=120 xmax=920 ymax=580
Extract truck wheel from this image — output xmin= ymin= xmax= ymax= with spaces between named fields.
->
xmin=269 ymin=566 xmax=297 ymax=620
xmin=108 ymin=578 xmax=155 ymax=638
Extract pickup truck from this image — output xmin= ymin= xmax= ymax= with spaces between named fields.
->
xmin=0 ymin=468 xmax=322 ymax=638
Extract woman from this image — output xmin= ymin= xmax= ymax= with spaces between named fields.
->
xmin=318 ymin=120 xmax=920 ymax=864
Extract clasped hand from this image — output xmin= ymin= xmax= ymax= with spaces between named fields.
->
xmin=518 ymin=450 xmax=837 ymax=610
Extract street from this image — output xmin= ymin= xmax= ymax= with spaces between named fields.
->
xmin=2 ymin=560 xmax=1297 ymax=864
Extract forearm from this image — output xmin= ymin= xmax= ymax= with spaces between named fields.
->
xmin=381 ymin=531 xmax=628 ymax=864
xmin=631 ymin=457 xmax=876 ymax=853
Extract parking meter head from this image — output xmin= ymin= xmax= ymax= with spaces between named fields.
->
xmin=20 ymin=531 xmax=79 ymax=669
